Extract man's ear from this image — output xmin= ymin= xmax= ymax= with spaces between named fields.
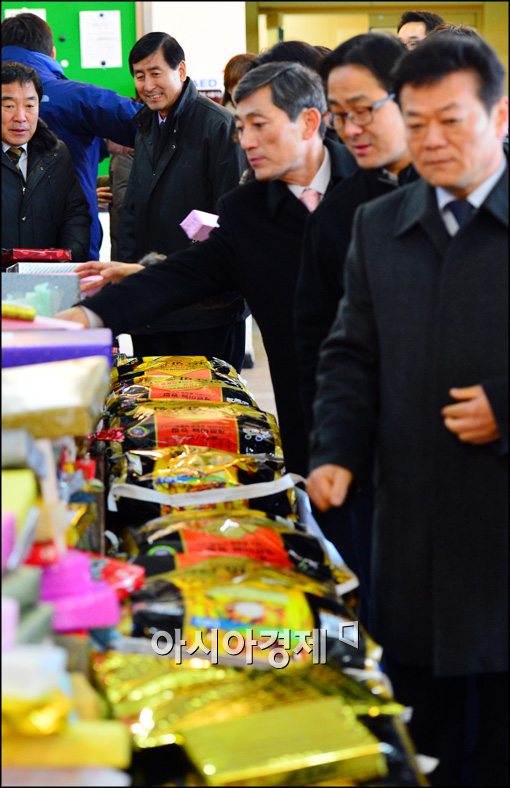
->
xmin=301 ymin=107 xmax=322 ymax=140
xmin=51 ymin=45 xmax=57 ymax=59
xmin=493 ymin=94 xmax=508 ymax=141
xmin=178 ymin=60 xmax=187 ymax=82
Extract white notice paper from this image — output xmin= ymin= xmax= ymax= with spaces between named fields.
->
xmin=79 ymin=10 xmax=122 ymax=69
xmin=4 ymin=8 xmax=46 ymax=20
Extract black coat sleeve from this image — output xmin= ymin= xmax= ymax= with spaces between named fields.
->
xmin=295 ymin=193 xmax=352 ymax=431
xmin=482 ymin=375 xmax=509 ymax=455
xmin=56 ymin=145 xmax=91 ymax=262
xmin=80 ymin=204 xmax=240 ymax=336
xmin=309 ymin=204 xmax=379 ymax=477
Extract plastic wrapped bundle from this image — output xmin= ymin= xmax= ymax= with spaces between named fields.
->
xmin=108 ymin=447 xmax=296 ymax=523
xmin=123 ymin=509 xmax=354 ymax=590
xmin=105 ymin=402 xmax=282 ymax=457
xmin=105 ymin=376 xmax=258 ymax=412
xmin=112 ymin=355 xmax=239 ymax=386
xmin=127 ymin=555 xmax=375 ymax=670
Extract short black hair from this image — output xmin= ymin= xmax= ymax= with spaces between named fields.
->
xmin=397 ymin=10 xmax=445 ymax=34
xmin=128 ymin=32 xmax=185 ymax=75
xmin=427 ymin=22 xmax=482 ymax=40
xmin=392 ymin=34 xmax=505 ymax=112
xmin=1 ymin=12 xmax=53 ymax=56
xmin=252 ymin=40 xmax=323 ymax=74
xmin=2 ymin=60 xmax=43 ymax=102
xmin=321 ymin=33 xmax=407 ymax=94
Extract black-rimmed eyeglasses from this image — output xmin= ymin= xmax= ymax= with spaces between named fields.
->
xmin=328 ymin=93 xmax=396 ymax=129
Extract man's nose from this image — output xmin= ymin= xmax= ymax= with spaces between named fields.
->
xmin=343 ymin=116 xmax=364 ymax=136
xmin=422 ymin=121 xmax=447 ymax=147
xmin=12 ymin=105 xmax=28 ymax=122
xmin=240 ymin=127 xmax=257 ymax=149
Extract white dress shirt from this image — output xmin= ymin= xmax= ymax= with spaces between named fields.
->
xmin=436 ymin=158 xmax=507 ymax=235
xmin=287 ymin=147 xmax=331 ymax=203
xmin=3 ymin=140 xmax=28 ymax=179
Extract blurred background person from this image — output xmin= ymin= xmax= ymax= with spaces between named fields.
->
xmin=396 ymin=9 xmax=445 ymax=48
xmin=2 ymin=61 xmax=89 ymax=261
xmin=221 ymin=53 xmax=256 ymax=112
xmin=1 ymin=12 xmax=139 ymax=260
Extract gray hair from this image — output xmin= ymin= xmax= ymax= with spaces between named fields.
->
xmin=234 ymin=61 xmax=327 ymax=137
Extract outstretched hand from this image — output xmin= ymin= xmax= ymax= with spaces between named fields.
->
xmin=74 ymin=261 xmax=144 ymax=293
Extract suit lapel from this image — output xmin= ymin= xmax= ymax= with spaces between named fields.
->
xmin=393 ymin=179 xmax=451 ymax=257
xmin=266 ymin=180 xmax=308 ymax=223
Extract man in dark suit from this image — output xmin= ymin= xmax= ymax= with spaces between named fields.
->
xmin=294 ymin=32 xmax=418 ymax=626
xmin=57 ymin=62 xmax=356 ymax=478
xmin=113 ymin=31 xmax=247 ymax=369
xmin=2 ymin=60 xmax=89 ymax=261
xmin=308 ymin=35 xmax=508 ymax=786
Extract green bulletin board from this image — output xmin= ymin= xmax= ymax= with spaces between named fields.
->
xmin=2 ymin=0 xmax=137 ymax=174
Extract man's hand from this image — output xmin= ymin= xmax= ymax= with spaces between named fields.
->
xmin=441 ymin=384 xmax=500 ymax=445
xmin=105 ymin=139 xmax=135 ymax=156
xmin=74 ymin=261 xmax=143 ymax=293
xmin=306 ymin=464 xmax=353 ymax=512
xmin=96 ymin=185 xmax=113 ymax=207
xmin=55 ymin=306 xmax=91 ymax=327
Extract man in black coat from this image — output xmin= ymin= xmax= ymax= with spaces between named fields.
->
xmin=308 ymin=36 xmax=508 ymax=786
xmin=115 ymin=32 xmax=247 ymax=369
xmin=294 ymin=33 xmax=418 ymax=626
xmin=57 ymin=62 xmax=356 ymax=478
xmin=2 ymin=61 xmax=89 ymax=262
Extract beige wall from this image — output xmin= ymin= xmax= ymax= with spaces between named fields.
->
xmin=249 ymin=2 xmax=508 ymax=87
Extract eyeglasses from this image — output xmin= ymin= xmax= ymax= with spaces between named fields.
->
xmin=328 ymin=93 xmax=396 ymax=129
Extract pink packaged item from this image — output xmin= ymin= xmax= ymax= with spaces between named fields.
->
xmin=47 ymin=582 xmax=120 ymax=632
xmin=40 ymin=550 xmax=93 ymax=599
xmin=2 ymin=512 xmax=16 ymax=571
xmin=180 ymin=209 xmax=219 ymax=242
xmin=2 ymin=315 xmax=83 ymax=331
xmin=40 ymin=550 xmax=120 ymax=632
xmin=2 ymin=597 xmax=19 ymax=650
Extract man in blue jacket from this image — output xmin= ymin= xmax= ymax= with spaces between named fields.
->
xmin=2 ymin=12 xmax=139 ymax=260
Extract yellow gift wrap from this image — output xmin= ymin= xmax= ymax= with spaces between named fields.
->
xmin=1 ymin=469 xmax=38 ymax=533
xmin=2 ymin=720 xmax=131 ymax=768
xmin=2 ymin=356 xmax=111 ymax=439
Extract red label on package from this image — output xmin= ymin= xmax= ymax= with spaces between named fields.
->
xmin=154 ymin=415 xmax=239 ymax=452
xmin=149 ymin=385 xmax=222 ymax=402
xmin=180 ymin=528 xmax=292 ymax=566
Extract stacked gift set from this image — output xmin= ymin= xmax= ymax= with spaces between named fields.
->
xmin=1 ymin=249 xmax=426 ymax=787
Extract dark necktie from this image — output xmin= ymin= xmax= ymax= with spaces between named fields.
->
xmin=6 ymin=145 xmax=24 ymax=176
xmin=446 ymin=199 xmax=475 ymax=229
xmin=155 ymin=119 xmax=167 ymax=160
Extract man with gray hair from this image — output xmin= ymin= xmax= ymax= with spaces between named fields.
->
xmin=57 ymin=63 xmax=352 ymax=473
xmin=57 ymin=62 xmax=356 ymax=477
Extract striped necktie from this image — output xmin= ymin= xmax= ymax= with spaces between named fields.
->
xmin=6 ymin=145 xmax=24 ymax=176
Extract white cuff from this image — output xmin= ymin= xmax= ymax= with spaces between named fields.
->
xmin=80 ymin=306 xmax=104 ymax=328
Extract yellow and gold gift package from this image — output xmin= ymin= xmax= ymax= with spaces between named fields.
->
xmin=87 ymin=355 xmax=426 ymax=786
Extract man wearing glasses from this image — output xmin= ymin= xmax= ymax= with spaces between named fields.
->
xmin=308 ymin=34 xmax=508 ymax=786
xmin=294 ymin=34 xmax=418 ymax=619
